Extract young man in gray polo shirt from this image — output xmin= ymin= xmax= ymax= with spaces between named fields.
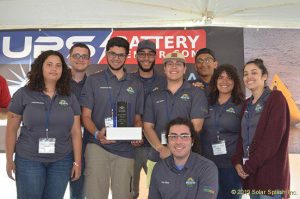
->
xmin=69 ymin=43 xmax=91 ymax=199
xmin=132 ymin=40 xmax=166 ymax=199
xmin=149 ymin=117 xmax=218 ymax=199
xmin=80 ymin=37 xmax=144 ymax=199
xmin=143 ymin=51 xmax=208 ymax=185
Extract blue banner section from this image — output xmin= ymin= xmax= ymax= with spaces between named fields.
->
xmin=0 ymin=29 xmax=112 ymax=64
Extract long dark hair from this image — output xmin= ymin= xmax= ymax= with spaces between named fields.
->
xmin=209 ymin=64 xmax=244 ymax=105
xmin=27 ymin=50 xmax=71 ymax=96
xmin=166 ymin=117 xmax=201 ymax=154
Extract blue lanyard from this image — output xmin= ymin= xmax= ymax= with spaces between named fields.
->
xmin=104 ymin=71 xmax=125 ymax=114
xmin=213 ymin=99 xmax=231 ymax=141
xmin=45 ymin=97 xmax=54 ymax=139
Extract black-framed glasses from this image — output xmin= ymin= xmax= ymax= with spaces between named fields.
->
xmin=71 ymin=53 xmax=90 ymax=60
xmin=168 ymin=133 xmax=191 ymax=141
xmin=107 ymin=51 xmax=127 ymax=59
xmin=137 ymin=52 xmax=156 ymax=59
xmin=196 ymin=57 xmax=214 ymax=64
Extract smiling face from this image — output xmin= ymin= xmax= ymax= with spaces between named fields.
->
xmin=164 ymin=60 xmax=186 ymax=82
xmin=69 ymin=47 xmax=90 ymax=72
xmin=195 ymin=53 xmax=217 ymax=79
xmin=106 ymin=46 xmax=127 ymax=71
xmin=136 ymin=49 xmax=156 ymax=72
xmin=42 ymin=55 xmax=62 ymax=83
xmin=168 ymin=124 xmax=193 ymax=165
xmin=217 ymin=71 xmax=234 ymax=95
xmin=243 ymin=63 xmax=267 ymax=92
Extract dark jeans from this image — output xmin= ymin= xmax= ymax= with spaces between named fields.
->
xmin=217 ymin=167 xmax=242 ymax=199
xmin=15 ymin=153 xmax=73 ymax=199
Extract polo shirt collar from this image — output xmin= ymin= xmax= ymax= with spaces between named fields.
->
xmin=167 ymin=152 xmax=195 ymax=173
xmin=164 ymin=80 xmax=191 ymax=93
xmin=105 ymin=67 xmax=129 ymax=81
xmin=71 ymin=74 xmax=87 ymax=85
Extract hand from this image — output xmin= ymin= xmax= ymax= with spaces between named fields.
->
xmin=235 ymin=164 xmax=249 ymax=179
xmin=131 ymin=140 xmax=144 ymax=147
xmin=6 ymin=160 xmax=16 ymax=181
xmin=71 ymin=163 xmax=81 ymax=181
xmin=96 ymin=128 xmax=116 ymax=145
xmin=159 ymin=146 xmax=171 ymax=159
xmin=192 ymin=82 xmax=205 ymax=89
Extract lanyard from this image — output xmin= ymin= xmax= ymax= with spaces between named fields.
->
xmin=44 ymin=97 xmax=54 ymax=139
xmin=104 ymin=71 xmax=125 ymax=115
xmin=213 ymin=99 xmax=231 ymax=141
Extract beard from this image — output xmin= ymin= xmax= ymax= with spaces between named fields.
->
xmin=138 ymin=61 xmax=155 ymax=72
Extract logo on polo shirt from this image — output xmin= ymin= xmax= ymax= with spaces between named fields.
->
xmin=59 ymin=100 xmax=68 ymax=106
xmin=31 ymin=101 xmax=44 ymax=104
xmin=203 ymin=186 xmax=216 ymax=194
xmin=152 ymin=87 xmax=159 ymax=92
xmin=156 ymin=99 xmax=165 ymax=104
xmin=255 ymin=103 xmax=263 ymax=113
xmin=226 ymin=107 xmax=235 ymax=114
xmin=180 ymin=93 xmax=190 ymax=101
xmin=126 ymin=86 xmax=135 ymax=94
xmin=185 ymin=177 xmax=196 ymax=188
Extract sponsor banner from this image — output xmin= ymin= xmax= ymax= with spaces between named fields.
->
xmin=0 ymin=28 xmax=205 ymax=65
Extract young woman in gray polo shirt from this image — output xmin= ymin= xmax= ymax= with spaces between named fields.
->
xmin=201 ymin=64 xmax=244 ymax=199
xmin=5 ymin=50 xmax=82 ymax=199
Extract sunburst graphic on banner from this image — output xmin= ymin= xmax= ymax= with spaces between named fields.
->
xmin=7 ymin=64 xmax=30 ymax=95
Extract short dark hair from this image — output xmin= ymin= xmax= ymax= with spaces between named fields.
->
xmin=166 ymin=117 xmax=201 ymax=154
xmin=195 ymin=48 xmax=216 ymax=62
xmin=27 ymin=50 xmax=71 ymax=96
xmin=106 ymin=37 xmax=130 ymax=55
xmin=244 ymin=58 xmax=268 ymax=76
xmin=209 ymin=64 xmax=244 ymax=105
xmin=69 ymin=43 xmax=91 ymax=57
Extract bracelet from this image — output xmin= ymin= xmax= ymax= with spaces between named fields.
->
xmin=94 ymin=130 xmax=99 ymax=139
xmin=73 ymin=162 xmax=81 ymax=167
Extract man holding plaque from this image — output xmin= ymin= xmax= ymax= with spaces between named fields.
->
xmin=143 ymin=51 xmax=208 ymax=185
xmin=80 ymin=37 xmax=144 ymax=199
xmin=131 ymin=40 xmax=167 ymax=199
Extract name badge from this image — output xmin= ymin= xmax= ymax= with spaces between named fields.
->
xmin=161 ymin=132 xmax=167 ymax=145
xmin=39 ymin=138 xmax=56 ymax=153
xmin=243 ymin=157 xmax=249 ymax=165
xmin=212 ymin=140 xmax=227 ymax=155
xmin=105 ymin=117 xmax=114 ymax=128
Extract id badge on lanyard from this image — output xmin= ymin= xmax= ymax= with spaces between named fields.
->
xmin=105 ymin=109 xmax=115 ymax=128
xmin=39 ymin=137 xmax=56 ymax=153
xmin=161 ymin=131 xmax=167 ymax=145
xmin=243 ymin=146 xmax=250 ymax=165
xmin=212 ymin=136 xmax=227 ymax=155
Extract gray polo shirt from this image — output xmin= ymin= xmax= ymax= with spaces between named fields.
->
xmin=149 ymin=152 xmax=218 ymax=199
xmin=201 ymin=98 xmax=242 ymax=168
xmin=143 ymin=81 xmax=208 ymax=162
xmin=70 ymin=74 xmax=87 ymax=101
xmin=132 ymin=71 xmax=166 ymax=147
xmin=9 ymin=86 xmax=81 ymax=162
xmin=241 ymin=87 xmax=271 ymax=157
xmin=80 ymin=68 xmax=144 ymax=158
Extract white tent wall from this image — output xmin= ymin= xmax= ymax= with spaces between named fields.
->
xmin=1 ymin=0 xmax=300 ymax=29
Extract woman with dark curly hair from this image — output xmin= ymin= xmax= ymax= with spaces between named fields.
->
xmin=232 ymin=59 xmax=290 ymax=199
xmin=201 ymin=64 xmax=244 ymax=199
xmin=5 ymin=50 xmax=82 ymax=199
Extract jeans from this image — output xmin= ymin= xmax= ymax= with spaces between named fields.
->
xmin=250 ymin=194 xmax=283 ymax=199
xmin=15 ymin=153 xmax=73 ymax=199
xmin=217 ymin=167 xmax=242 ymax=199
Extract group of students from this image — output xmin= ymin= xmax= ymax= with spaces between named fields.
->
xmin=4 ymin=36 xmax=290 ymax=199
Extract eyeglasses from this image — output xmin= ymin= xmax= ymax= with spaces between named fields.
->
xmin=196 ymin=57 xmax=214 ymax=64
xmin=107 ymin=51 xmax=127 ymax=59
xmin=137 ymin=52 xmax=156 ymax=59
xmin=168 ymin=133 xmax=191 ymax=141
xmin=165 ymin=61 xmax=185 ymax=68
xmin=71 ymin=53 xmax=90 ymax=60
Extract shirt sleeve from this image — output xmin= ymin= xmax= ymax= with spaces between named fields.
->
xmin=71 ymin=93 xmax=81 ymax=115
xmin=8 ymin=87 xmax=25 ymax=115
xmin=148 ymin=163 xmax=163 ymax=199
xmin=0 ymin=76 xmax=11 ymax=108
xmin=80 ymin=76 xmax=94 ymax=110
xmin=196 ymin=161 xmax=219 ymax=199
xmin=190 ymin=88 xmax=208 ymax=119
xmin=143 ymin=93 xmax=155 ymax=123
xmin=135 ymin=81 xmax=144 ymax=115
